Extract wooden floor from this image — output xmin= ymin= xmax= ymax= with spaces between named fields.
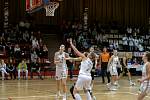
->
xmin=0 ymin=77 xmax=150 ymax=100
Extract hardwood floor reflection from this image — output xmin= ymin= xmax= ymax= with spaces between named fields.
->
xmin=0 ymin=77 xmax=150 ymax=100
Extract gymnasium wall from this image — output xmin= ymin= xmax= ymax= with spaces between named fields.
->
xmin=0 ymin=0 xmax=4 ymax=30
xmin=1 ymin=0 xmax=150 ymax=26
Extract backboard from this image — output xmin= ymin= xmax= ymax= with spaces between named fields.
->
xmin=26 ymin=0 xmax=62 ymax=14
xmin=26 ymin=0 xmax=43 ymax=12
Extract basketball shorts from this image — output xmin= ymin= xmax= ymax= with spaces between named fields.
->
xmin=109 ymin=66 xmax=118 ymax=76
xmin=139 ymin=82 xmax=150 ymax=94
xmin=55 ymin=68 xmax=68 ymax=80
xmin=75 ymin=74 xmax=92 ymax=90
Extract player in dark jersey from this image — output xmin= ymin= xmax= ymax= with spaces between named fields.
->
xmin=89 ymin=47 xmax=98 ymax=89
xmin=118 ymin=52 xmax=135 ymax=86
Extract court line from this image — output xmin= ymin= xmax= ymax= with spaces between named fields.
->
xmin=0 ymin=82 xmax=139 ymax=87
xmin=1 ymin=92 xmax=150 ymax=100
xmin=0 ymin=83 xmax=140 ymax=91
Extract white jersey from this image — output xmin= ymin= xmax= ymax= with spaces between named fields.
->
xmin=112 ymin=56 xmax=119 ymax=67
xmin=142 ymin=62 xmax=150 ymax=86
xmin=79 ymin=58 xmax=93 ymax=76
xmin=55 ymin=52 xmax=68 ymax=70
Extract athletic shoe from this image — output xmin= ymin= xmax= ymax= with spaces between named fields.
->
xmin=55 ymin=92 xmax=61 ymax=99
xmin=130 ymin=81 xmax=136 ymax=86
xmin=114 ymin=82 xmax=120 ymax=88
xmin=106 ymin=83 xmax=111 ymax=89
xmin=63 ymin=94 xmax=66 ymax=100
xmin=93 ymin=96 xmax=96 ymax=100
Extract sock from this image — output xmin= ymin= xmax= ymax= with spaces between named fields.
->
xmin=86 ymin=90 xmax=92 ymax=100
xmin=74 ymin=93 xmax=82 ymax=100
xmin=57 ymin=91 xmax=61 ymax=96
xmin=128 ymin=77 xmax=132 ymax=82
xmin=63 ymin=93 xmax=66 ymax=98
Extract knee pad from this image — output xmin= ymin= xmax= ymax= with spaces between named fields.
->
xmin=70 ymin=83 xmax=75 ymax=99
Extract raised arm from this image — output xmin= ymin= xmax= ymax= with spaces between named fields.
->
xmin=70 ymin=39 xmax=86 ymax=58
xmin=64 ymin=52 xmax=81 ymax=61
xmin=65 ymin=57 xmax=82 ymax=61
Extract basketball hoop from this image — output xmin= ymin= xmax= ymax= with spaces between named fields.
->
xmin=44 ymin=2 xmax=59 ymax=16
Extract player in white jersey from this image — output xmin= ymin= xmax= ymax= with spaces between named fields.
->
xmin=137 ymin=52 xmax=150 ymax=100
xmin=54 ymin=45 xmax=69 ymax=100
xmin=107 ymin=49 xmax=121 ymax=90
xmin=68 ymin=39 xmax=96 ymax=100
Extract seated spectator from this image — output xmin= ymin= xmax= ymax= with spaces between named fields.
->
xmin=0 ymin=59 xmax=9 ymax=80
xmin=9 ymin=30 xmax=16 ymax=43
xmin=14 ymin=44 xmax=21 ymax=64
xmin=32 ymin=37 xmax=39 ymax=49
xmin=42 ymin=44 xmax=48 ymax=59
xmin=113 ymin=41 xmax=119 ymax=50
xmin=14 ymin=44 xmax=21 ymax=54
xmin=30 ymin=58 xmax=43 ymax=80
xmin=36 ymin=46 xmax=43 ymax=58
xmin=17 ymin=59 xmax=28 ymax=80
xmin=128 ymin=36 xmax=134 ymax=51
xmin=122 ymin=34 xmax=128 ymax=51
xmin=23 ymin=31 xmax=29 ymax=43
xmin=0 ymin=36 xmax=6 ymax=51
xmin=95 ymin=33 xmax=102 ymax=44
xmin=6 ymin=43 xmax=14 ymax=58
xmin=109 ymin=42 xmax=114 ymax=52
xmin=92 ymin=28 xmax=97 ymax=39
xmin=133 ymin=37 xmax=139 ymax=51
xmin=138 ymin=44 xmax=144 ymax=51
xmin=30 ymin=32 xmax=34 ymax=43
xmin=127 ymin=27 xmax=132 ymax=34
xmin=31 ymin=48 xmax=38 ymax=62
xmin=39 ymin=38 xmax=43 ymax=47
xmin=6 ymin=59 xmax=16 ymax=80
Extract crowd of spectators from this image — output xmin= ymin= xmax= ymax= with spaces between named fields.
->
xmin=0 ymin=22 xmax=49 ymax=80
xmin=62 ymin=20 xmax=150 ymax=52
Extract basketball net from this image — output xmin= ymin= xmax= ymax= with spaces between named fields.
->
xmin=44 ymin=2 xmax=59 ymax=16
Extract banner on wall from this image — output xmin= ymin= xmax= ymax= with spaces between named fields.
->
xmin=118 ymin=52 xmax=132 ymax=58
xmin=133 ymin=52 xmax=144 ymax=57
xmin=4 ymin=1 xmax=9 ymax=29
xmin=117 ymin=52 xmax=144 ymax=58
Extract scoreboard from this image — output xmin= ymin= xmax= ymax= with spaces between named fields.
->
xmin=26 ymin=0 xmax=43 ymax=11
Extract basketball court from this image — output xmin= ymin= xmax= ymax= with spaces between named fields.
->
xmin=0 ymin=77 xmax=150 ymax=100
xmin=0 ymin=0 xmax=150 ymax=100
